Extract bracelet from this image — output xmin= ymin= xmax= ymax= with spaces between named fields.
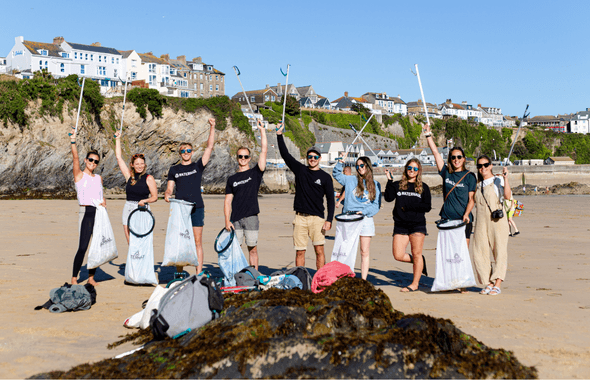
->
xmin=71 ymin=141 xmax=76 ymax=144
xmin=424 ymin=133 xmax=432 ymax=138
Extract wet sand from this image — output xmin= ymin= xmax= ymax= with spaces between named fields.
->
xmin=0 ymin=194 xmax=589 ymax=379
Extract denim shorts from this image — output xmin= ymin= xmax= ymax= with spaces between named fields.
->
xmin=190 ymin=207 xmax=205 ymax=227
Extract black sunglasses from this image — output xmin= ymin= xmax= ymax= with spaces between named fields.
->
xmin=180 ymin=149 xmax=192 ymax=154
xmin=407 ymin=166 xmax=419 ymax=172
xmin=477 ymin=162 xmax=491 ymax=169
xmin=87 ymin=158 xmax=100 ymax=164
xmin=450 ymin=155 xmax=464 ymax=160
xmin=307 ymin=155 xmax=320 ymax=160
xmin=356 ymin=164 xmax=366 ymax=169
xmin=238 ymin=154 xmax=250 ymax=159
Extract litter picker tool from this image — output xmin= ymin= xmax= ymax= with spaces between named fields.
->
xmin=280 ymin=64 xmax=290 ymax=125
xmin=232 ymin=66 xmax=255 ymax=118
xmin=411 ymin=64 xmax=430 ymax=128
xmin=70 ymin=77 xmax=86 ymax=137
xmin=343 ymin=114 xmax=382 ymax=164
xmin=507 ymin=104 xmax=529 ymax=163
xmin=118 ymin=74 xmax=130 ymax=135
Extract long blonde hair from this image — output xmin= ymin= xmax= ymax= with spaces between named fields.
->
xmin=129 ymin=153 xmax=146 ymax=185
xmin=399 ymin=158 xmax=424 ymax=194
xmin=355 ymin=156 xmax=376 ymax=202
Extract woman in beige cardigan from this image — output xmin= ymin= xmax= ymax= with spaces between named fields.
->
xmin=472 ymin=155 xmax=511 ymax=296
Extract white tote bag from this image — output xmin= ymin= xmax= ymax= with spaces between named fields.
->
xmin=163 ymin=199 xmax=198 ymax=267
xmin=87 ymin=201 xmax=118 ymax=269
xmin=215 ymin=228 xmax=249 ymax=287
xmin=431 ymin=222 xmax=477 ymax=292
xmin=125 ymin=208 xmax=158 ymax=285
xmin=330 ymin=214 xmax=364 ymax=273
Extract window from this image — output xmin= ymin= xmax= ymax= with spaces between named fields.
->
xmin=200 ymin=83 xmax=203 ymax=89
xmin=80 ymin=64 xmax=85 ymax=74
xmin=149 ymin=63 xmax=156 ymax=73
xmin=181 ymin=91 xmax=189 ymax=98
xmin=216 ymin=84 xmax=219 ymax=91
xmin=183 ymin=73 xmax=186 ymax=78
xmin=250 ymin=96 xmax=255 ymax=102
xmin=149 ymin=75 xmax=156 ymax=85
xmin=209 ymin=75 xmax=212 ymax=81
xmin=40 ymin=50 xmax=47 ymax=56
xmin=90 ymin=54 xmax=93 ymax=61
xmin=264 ymin=95 xmax=269 ymax=101
xmin=110 ymin=81 xmax=117 ymax=87
xmin=61 ymin=53 xmax=69 ymax=58
xmin=221 ymin=76 xmax=223 ymax=82
xmin=100 ymin=79 xmax=109 ymax=86
xmin=131 ymin=72 xmax=137 ymax=80
xmin=39 ymin=60 xmax=43 ymax=70
xmin=116 ymin=58 xmax=119 ymax=64
xmin=209 ymin=85 xmax=213 ymax=91
xmin=200 ymin=74 xmax=203 ymax=79
xmin=74 ymin=52 xmax=78 ymax=59
xmin=215 ymin=75 xmax=218 ymax=81
xmin=45 ymin=61 xmax=48 ymax=68
xmin=111 ymin=57 xmax=114 ymax=64
xmin=99 ymin=56 xmax=102 ymax=62
xmin=114 ymin=69 xmax=118 ymax=77
xmin=271 ymin=96 xmax=275 ymax=101
xmin=98 ymin=66 xmax=106 ymax=76
xmin=131 ymin=59 xmax=136 ymax=67
xmin=85 ymin=53 xmax=88 ymax=60
xmin=60 ymin=63 xmax=65 ymax=73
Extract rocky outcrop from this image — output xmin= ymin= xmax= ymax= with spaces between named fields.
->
xmin=311 ymin=120 xmax=400 ymax=152
xmin=0 ymin=102 xmax=292 ymax=196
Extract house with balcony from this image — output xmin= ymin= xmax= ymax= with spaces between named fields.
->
xmin=407 ymin=100 xmax=441 ymax=119
xmin=270 ymin=83 xmax=300 ymax=101
xmin=569 ymin=109 xmax=590 ymax=134
xmin=7 ymin=36 xmax=72 ymax=78
xmin=439 ymin=99 xmax=468 ymax=120
xmin=478 ymin=104 xmax=505 ymax=127
xmin=231 ymin=85 xmax=279 ymax=111
xmin=296 ymin=85 xmax=318 ymax=104
xmin=362 ymin=92 xmax=407 ymax=116
xmin=527 ymin=115 xmax=568 ymax=132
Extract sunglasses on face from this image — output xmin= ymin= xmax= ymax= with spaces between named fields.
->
xmin=451 ymin=155 xmax=464 ymax=160
xmin=307 ymin=155 xmax=320 ymax=160
xmin=180 ymin=149 xmax=192 ymax=154
xmin=238 ymin=154 xmax=250 ymax=159
xmin=477 ymin=162 xmax=491 ymax=169
xmin=407 ymin=166 xmax=419 ymax=172
xmin=356 ymin=164 xmax=366 ymax=169
xmin=87 ymin=158 xmax=99 ymax=164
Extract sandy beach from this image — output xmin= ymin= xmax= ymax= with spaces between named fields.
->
xmin=0 ymin=194 xmax=589 ymax=379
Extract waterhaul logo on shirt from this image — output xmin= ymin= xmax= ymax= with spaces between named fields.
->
xmin=397 ymin=191 xmax=422 ymax=198
xmin=314 ymin=179 xmax=321 ymax=185
xmin=445 ymin=178 xmax=465 ymax=188
xmin=233 ymin=177 xmax=252 ymax=187
xmin=175 ymin=169 xmax=197 ymax=179
xmin=100 ymin=235 xmax=112 ymax=247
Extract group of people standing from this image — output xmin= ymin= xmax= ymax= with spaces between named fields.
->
xmin=67 ymin=119 xmax=514 ymax=296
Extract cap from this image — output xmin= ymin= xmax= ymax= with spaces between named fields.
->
xmin=306 ymin=147 xmax=321 ymax=156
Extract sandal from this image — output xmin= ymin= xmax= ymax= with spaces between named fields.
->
xmin=400 ymin=286 xmax=418 ymax=292
xmin=480 ymin=284 xmax=494 ymax=295
xmin=489 ymin=286 xmax=501 ymax=296
xmin=422 ymin=255 xmax=428 ymax=276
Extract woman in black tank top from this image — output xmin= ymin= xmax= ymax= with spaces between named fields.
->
xmin=115 ymin=131 xmax=158 ymax=244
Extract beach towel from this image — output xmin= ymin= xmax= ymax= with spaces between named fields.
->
xmin=431 ymin=223 xmax=477 ymax=292
xmin=163 ymin=199 xmax=198 ymax=267
xmin=87 ymin=201 xmax=118 ymax=269
xmin=311 ymin=261 xmax=355 ymax=294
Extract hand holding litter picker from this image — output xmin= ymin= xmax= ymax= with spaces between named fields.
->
xmin=411 ymin=64 xmax=430 ymax=129
xmin=276 ymin=122 xmax=284 ymax=135
xmin=280 ymin=64 xmax=290 ymax=125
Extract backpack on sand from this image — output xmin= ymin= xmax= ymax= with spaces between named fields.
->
xmin=35 ymin=283 xmax=97 ymax=313
xmin=269 ymin=267 xmax=312 ymax=291
xmin=234 ymin=266 xmax=263 ymax=287
xmin=150 ymin=274 xmax=223 ymax=340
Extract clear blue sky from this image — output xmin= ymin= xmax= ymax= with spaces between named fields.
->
xmin=2 ymin=0 xmax=588 ymax=117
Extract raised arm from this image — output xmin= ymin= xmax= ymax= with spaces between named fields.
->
xmin=332 ymin=152 xmax=348 ymax=185
xmin=424 ymin=124 xmax=445 ymax=172
xmin=69 ymin=127 xmax=84 ymax=182
xmin=276 ymin=123 xmax=302 ymax=173
xmin=201 ymin=118 xmax=216 ymax=166
xmin=114 ymin=131 xmax=131 ymax=181
xmin=257 ymin=120 xmax=267 ymax=171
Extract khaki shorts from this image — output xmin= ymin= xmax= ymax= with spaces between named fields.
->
xmin=293 ymin=213 xmax=325 ymax=250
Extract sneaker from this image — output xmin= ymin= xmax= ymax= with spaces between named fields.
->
xmin=513 ymin=231 xmax=520 ymax=236
xmin=174 ymin=272 xmax=188 ymax=280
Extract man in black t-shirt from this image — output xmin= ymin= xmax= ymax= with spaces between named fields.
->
xmin=164 ymin=118 xmax=216 ymax=276
xmin=224 ymin=120 xmax=267 ymax=270
xmin=276 ymin=123 xmax=335 ymax=270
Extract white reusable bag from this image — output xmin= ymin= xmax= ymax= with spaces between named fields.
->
xmin=123 ymin=285 xmax=169 ymax=329
xmin=330 ymin=214 xmax=364 ymax=273
xmin=125 ymin=207 xmax=158 ymax=285
xmin=163 ymin=199 xmax=198 ymax=267
xmin=431 ymin=221 xmax=477 ymax=292
xmin=215 ymin=228 xmax=248 ymax=287
xmin=87 ymin=200 xmax=118 ymax=269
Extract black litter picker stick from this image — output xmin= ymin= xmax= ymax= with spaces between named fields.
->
xmin=507 ymin=104 xmax=530 ymax=163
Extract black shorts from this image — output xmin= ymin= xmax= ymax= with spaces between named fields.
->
xmin=465 ymin=221 xmax=473 ymax=239
xmin=190 ymin=207 xmax=205 ymax=227
xmin=393 ymin=223 xmax=428 ymax=236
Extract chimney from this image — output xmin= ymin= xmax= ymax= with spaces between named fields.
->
xmin=383 ymin=92 xmax=387 ymax=98
xmin=462 ymin=101 xmax=467 ymax=105
xmin=146 ymin=51 xmax=153 ymax=55
xmin=398 ymin=94 xmax=401 ymax=99
xmin=345 ymin=91 xmax=349 ymax=98
xmin=478 ymin=103 xmax=481 ymax=108
xmin=53 ymin=36 xmax=64 ymax=45
xmin=91 ymin=42 xmax=101 ymax=47
xmin=446 ymin=99 xmax=451 ymax=104
xmin=177 ymin=55 xmax=186 ymax=64
xmin=266 ymin=84 xmax=270 ymax=89
xmin=16 ymin=36 xmax=24 ymax=43
xmin=160 ymin=54 xmax=170 ymax=61
xmin=192 ymin=56 xmax=202 ymax=63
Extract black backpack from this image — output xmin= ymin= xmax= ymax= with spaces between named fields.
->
xmin=270 ymin=267 xmax=312 ymax=291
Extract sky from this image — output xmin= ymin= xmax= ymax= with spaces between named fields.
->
xmin=1 ymin=0 xmax=589 ymax=117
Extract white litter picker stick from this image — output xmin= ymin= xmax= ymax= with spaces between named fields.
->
xmin=73 ymin=77 xmax=86 ymax=136
xmin=233 ymin=66 xmax=255 ymax=117
xmin=411 ymin=64 xmax=430 ymax=127
xmin=347 ymin=113 xmax=374 ymax=151
xmin=118 ymin=73 xmax=129 ymax=135
xmin=280 ymin=64 xmax=290 ymax=125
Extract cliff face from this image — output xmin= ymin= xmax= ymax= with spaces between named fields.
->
xmin=0 ymin=102 xmax=276 ymax=196
xmin=311 ymin=120 xmax=400 ymax=152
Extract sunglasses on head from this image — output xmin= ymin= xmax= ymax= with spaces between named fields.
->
xmin=307 ymin=155 xmax=320 ymax=160
xmin=132 ymin=153 xmax=145 ymax=159
xmin=450 ymin=155 xmax=464 ymax=160
xmin=356 ymin=164 xmax=366 ymax=169
xmin=407 ymin=166 xmax=419 ymax=172
xmin=87 ymin=157 xmax=99 ymax=164
xmin=238 ymin=154 xmax=250 ymax=159
xmin=180 ymin=149 xmax=192 ymax=154
xmin=477 ymin=162 xmax=491 ymax=169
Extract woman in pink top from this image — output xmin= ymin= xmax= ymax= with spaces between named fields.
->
xmin=70 ymin=127 xmax=105 ymax=286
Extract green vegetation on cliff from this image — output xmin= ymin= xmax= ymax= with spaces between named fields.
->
xmin=0 ymin=72 xmax=102 ymax=128
xmin=260 ymin=101 xmax=315 ymax=156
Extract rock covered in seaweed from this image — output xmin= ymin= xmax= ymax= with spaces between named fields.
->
xmin=31 ymin=277 xmax=537 ymax=379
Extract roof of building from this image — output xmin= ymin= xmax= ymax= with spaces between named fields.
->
xmin=67 ymin=42 xmax=120 ymax=55
xmin=138 ymin=53 xmax=168 ymax=64
xmin=441 ymin=102 xmax=465 ymax=110
xmin=299 ymin=97 xmax=313 ymax=105
xmin=316 ymin=98 xmax=331 ymax=106
xmin=297 ymin=85 xmax=313 ymax=96
xmin=118 ymin=50 xmax=134 ymax=58
xmin=548 ymin=156 xmax=575 ymax=161
xmin=394 ymin=148 xmax=426 ymax=155
xmin=22 ymin=40 xmax=65 ymax=58
xmin=231 ymin=88 xmax=278 ymax=97
xmin=406 ymin=100 xmax=437 ymax=108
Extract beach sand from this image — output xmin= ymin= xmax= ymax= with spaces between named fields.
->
xmin=0 ymin=194 xmax=588 ymax=378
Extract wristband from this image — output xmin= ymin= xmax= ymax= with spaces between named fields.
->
xmin=424 ymin=133 xmax=432 ymax=138
xmin=71 ymin=141 xmax=76 ymax=144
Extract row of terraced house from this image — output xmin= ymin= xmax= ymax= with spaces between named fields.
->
xmin=2 ymin=36 xmax=225 ymax=98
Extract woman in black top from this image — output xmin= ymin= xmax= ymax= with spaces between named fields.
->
xmin=115 ymin=131 xmax=158 ymax=244
xmin=384 ymin=159 xmax=432 ymax=292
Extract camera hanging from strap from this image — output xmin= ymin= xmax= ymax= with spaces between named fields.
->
xmin=480 ymin=182 xmax=504 ymax=220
